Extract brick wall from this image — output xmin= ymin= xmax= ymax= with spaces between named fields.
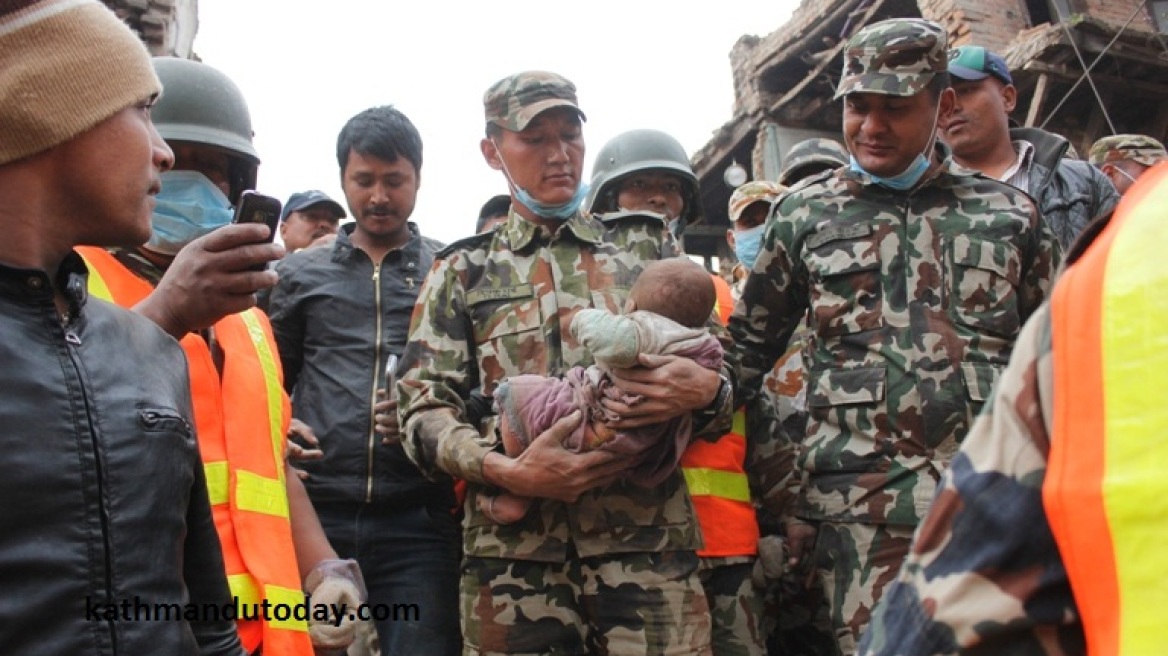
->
xmin=1081 ymin=0 xmax=1156 ymax=31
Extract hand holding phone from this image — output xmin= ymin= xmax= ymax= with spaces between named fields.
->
xmin=231 ymin=190 xmax=282 ymax=271
xmin=376 ymin=354 xmax=401 ymax=445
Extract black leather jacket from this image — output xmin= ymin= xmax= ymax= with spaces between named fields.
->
xmin=267 ymin=224 xmax=454 ymax=508
xmin=0 ymin=254 xmax=241 ymax=655
xmin=1013 ymin=127 xmax=1120 ymax=249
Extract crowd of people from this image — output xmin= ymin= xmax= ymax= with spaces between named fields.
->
xmin=3 ymin=2 xmax=1167 ymax=655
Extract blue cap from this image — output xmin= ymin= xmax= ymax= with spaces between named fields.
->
xmin=948 ymin=46 xmax=1013 ymax=85
xmin=281 ymin=190 xmax=346 ymax=222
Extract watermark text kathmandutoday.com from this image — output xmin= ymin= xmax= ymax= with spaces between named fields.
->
xmin=86 ymin=595 xmax=420 ymax=626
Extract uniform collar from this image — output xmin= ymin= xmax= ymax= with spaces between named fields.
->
xmin=503 ymin=208 xmax=603 ymax=252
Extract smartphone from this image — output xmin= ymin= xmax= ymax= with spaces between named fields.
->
xmin=384 ymin=354 xmax=399 ymax=393
xmin=231 ymin=190 xmax=282 ymax=271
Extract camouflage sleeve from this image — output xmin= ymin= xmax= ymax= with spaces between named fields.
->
xmin=726 ymin=200 xmax=809 ymax=407
xmin=743 ymin=391 xmax=798 ymax=519
xmin=1018 ymin=199 xmax=1062 ymax=322
xmin=860 ymin=304 xmax=1083 ymax=654
xmin=398 ymin=255 xmax=493 ymax=483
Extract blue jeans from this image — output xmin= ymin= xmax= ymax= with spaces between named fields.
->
xmin=315 ymin=501 xmax=462 ymax=656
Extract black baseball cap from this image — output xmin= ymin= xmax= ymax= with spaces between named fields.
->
xmin=281 ymin=190 xmax=346 ymax=222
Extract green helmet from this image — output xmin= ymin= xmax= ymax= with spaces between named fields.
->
xmin=151 ymin=57 xmax=259 ymax=202
xmin=586 ymin=129 xmax=703 ymax=230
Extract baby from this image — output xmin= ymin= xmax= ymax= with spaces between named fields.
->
xmin=483 ymin=257 xmax=724 ymax=523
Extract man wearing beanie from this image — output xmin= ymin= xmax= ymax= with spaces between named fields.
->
xmin=399 ymin=71 xmax=729 ymax=654
xmin=727 ymin=19 xmax=1060 ymax=654
xmin=0 ymin=1 xmax=241 ymax=654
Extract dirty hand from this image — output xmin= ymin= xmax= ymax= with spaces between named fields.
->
xmin=603 ymin=353 xmax=722 ymax=429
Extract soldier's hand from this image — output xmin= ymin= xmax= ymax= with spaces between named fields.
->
xmin=133 ymin=223 xmax=284 ymax=339
xmin=374 ymin=388 xmax=400 ymax=445
xmin=603 ymin=353 xmax=722 ymax=429
xmin=483 ymin=410 xmax=629 ymax=502
xmin=785 ymin=518 xmax=819 ymax=588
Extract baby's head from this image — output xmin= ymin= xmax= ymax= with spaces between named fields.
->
xmin=626 ymin=258 xmax=716 ymax=328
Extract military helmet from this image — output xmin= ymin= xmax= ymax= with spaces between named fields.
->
xmin=586 ymin=129 xmax=704 ymax=228
xmin=151 ymin=57 xmax=259 ymax=201
xmin=778 ymin=138 xmax=850 ymax=186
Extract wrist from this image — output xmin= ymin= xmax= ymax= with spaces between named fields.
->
xmin=699 ymin=373 xmax=731 ymax=413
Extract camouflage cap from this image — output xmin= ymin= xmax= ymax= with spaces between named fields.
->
xmin=778 ymin=138 xmax=850 ymax=185
xmin=484 ymin=70 xmax=586 ymax=132
xmin=1088 ymin=134 xmax=1167 ymax=167
xmin=728 ymin=180 xmax=785 ymax=223
xmin=835 ymin=18 xmax=948 ymax=99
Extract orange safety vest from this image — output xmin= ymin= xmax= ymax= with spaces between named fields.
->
xmin=679 ymin=274 xmax=759 ymax=558
xmin=78 ymin=247 xmax=312 ymax=655
xmin=681 ymin=407 xmax=760 ymax=557
xmin=1044 ymin=162 xmax=1168 ymax=655
xmin=711 ymin=273 xmax=735 ymax=326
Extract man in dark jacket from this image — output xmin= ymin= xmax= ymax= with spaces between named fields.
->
xmin=266 ymin=106 xmax=459 ymax=656
xmin=941 ymin=45 xmax=1119 ymax=248
xmin=0 ymin=1 xmax=240 ymax=654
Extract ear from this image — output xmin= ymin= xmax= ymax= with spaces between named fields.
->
xmin=279 ymin=222 xmax=288 ymax=239
xmin=1002 ymin=84 xmax=1018 ymax=113
xmin=726 ymin=229 xmax=736 ymax=250
xmin=481 ymin=138 xmax=503 ymax=171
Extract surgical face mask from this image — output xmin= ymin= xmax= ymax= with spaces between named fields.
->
xmin=513 ymin=181 xmax=589 ymax=221
xmin=145 ymin=170 xmax=234 ymax=255
xmin=733 ymin=224 xmax=765 ymax=270
xmin=492 ymin=138 xmax=587 ymax=221
xmin=849 ymin=100 xmax=942 ymax=192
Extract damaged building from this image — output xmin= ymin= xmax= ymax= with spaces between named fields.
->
xmin=687 ymin=0 xmax=1168 ymax=264
xmin=102 ymin=0 xmax=197 ymax=57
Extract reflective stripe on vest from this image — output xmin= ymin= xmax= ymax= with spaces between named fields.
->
xmin=681 ymin=408 xmax=760 ymax=557
xmin=79 ymin=248 xmax=312 ymax=654
xmin=1045 ymin=162 xmax=1168 ymax=655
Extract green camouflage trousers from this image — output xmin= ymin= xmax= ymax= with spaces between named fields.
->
xmin=812 ymin=521 xmax=914 ymax=656
xmin=461 ymin=551 xmax=712 ymax=655
xmin=697 ymin=558 xmax=764 ymax=656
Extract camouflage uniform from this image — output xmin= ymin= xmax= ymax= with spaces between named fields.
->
xmin=400 ymin=71 xmax=731 ymax=656
xmin=778 ymin=138 xmax=850 ymax=188
xmin=1088 ymin=133 xmax=1167 ymax=168
xmin=858 ymin=300 xmax=1079 ymax=655
xmin=726 ymin=19 xmax=1061 ymax=654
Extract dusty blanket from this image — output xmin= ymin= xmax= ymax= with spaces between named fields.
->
xmin=494 ymin=310 xmax=723 ymax=487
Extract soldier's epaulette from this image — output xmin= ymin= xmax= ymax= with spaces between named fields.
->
xmin=435 ymin=230 xmax=495 ymax=260
xmin=594 ymin=209 xmax=668 ymax=226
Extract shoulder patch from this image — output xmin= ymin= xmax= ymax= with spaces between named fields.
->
xmin=436 ymin=231 xmax=494 ymax=260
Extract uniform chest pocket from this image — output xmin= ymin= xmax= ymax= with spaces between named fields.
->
xmin=948 ymin=235 xmax=1021 ymax=337
xmin=805 ymin=226 xmax=883 ymax=337
xmin=470 ymin=289 xmax=545 ymax=394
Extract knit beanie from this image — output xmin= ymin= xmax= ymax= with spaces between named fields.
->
xmin=0 ymin=0 xmax=161 ymax=166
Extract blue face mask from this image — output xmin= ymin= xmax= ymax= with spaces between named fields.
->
xmin=513 ymin=181 xmax=589 ymax=221
xmin=849 ymin=154 xmax=930 ymax=191
xmin=733 ymin=224 xmax=765 ymax=270
xmin=145 ymin=171 xmax=234 ymax=255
